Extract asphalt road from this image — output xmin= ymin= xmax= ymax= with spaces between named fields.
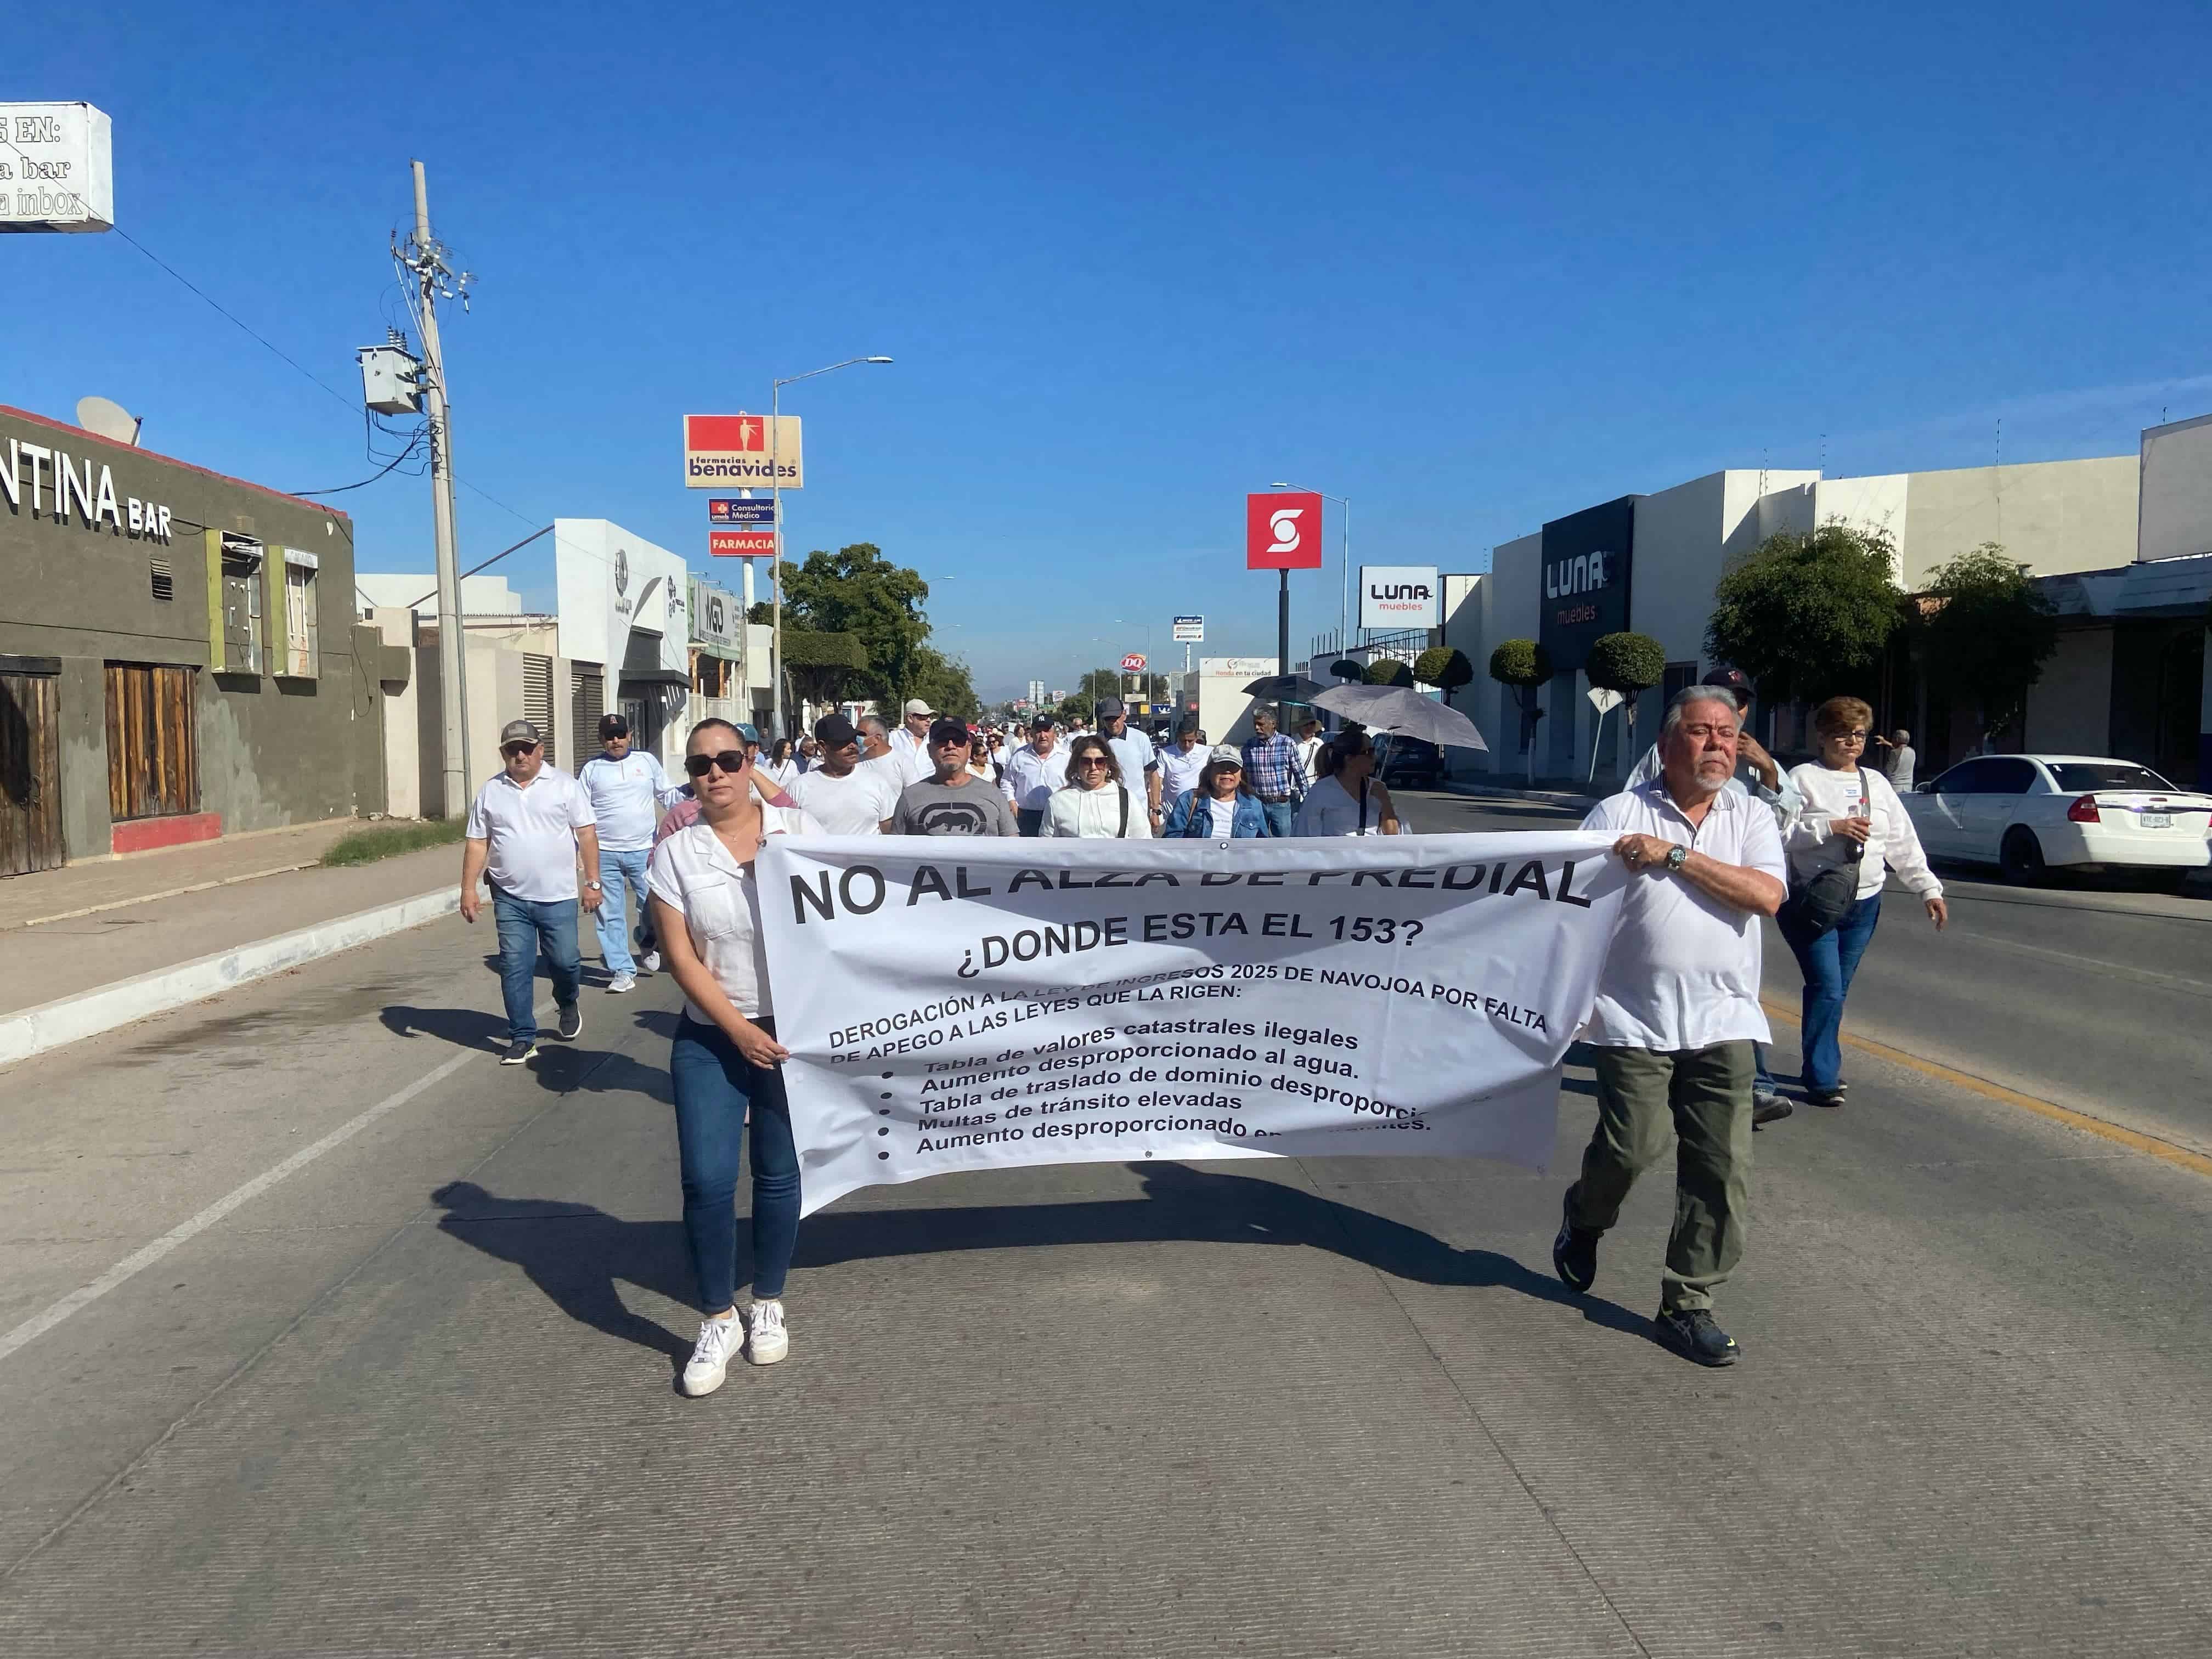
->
xmin=2 ymin=816 xmax=2209 ymax=1655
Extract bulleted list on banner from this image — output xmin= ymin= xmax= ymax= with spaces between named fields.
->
xmin=759 ymin=834 xmax=1627 ymax=1216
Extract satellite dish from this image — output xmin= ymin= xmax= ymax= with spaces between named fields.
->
xmin=77 ymin=397 xmax=142 ymax=447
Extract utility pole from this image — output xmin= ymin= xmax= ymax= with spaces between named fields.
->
xmin=404 ymin=160 xmax=472 ymax=813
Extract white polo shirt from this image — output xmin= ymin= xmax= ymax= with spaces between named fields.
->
xmin=647 ymin=808 xmax=820 ymax=1022
xmin=576 ymin=750 xmax=680 ymax=853
xmin=1578 ymin=780 xmax=1785 ymax=1051
xmin=1105 ymin=726 xmax=1158 ymax=789
xmin=1159 ymin=741 xmax=1208 ymax=803
xmin=788 ymin=764 xmax=899 ymax=836
xmin=465 ymin=768 xmax=596 ymax=903
xmin=1000 ymin=742 xmax=1070 ymax=811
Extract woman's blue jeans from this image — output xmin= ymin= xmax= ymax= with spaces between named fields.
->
xmin=1778 ymin=892 xmax=1883 ymax=1093
xmin=669 ymin=1014 xmax=800 ymax=1311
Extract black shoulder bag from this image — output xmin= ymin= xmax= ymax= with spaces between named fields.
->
xmin=1786 ymin=774 xmax=1864 ymax=933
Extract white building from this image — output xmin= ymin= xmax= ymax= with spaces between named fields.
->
xmin=553 ymin=520 xmax=690 ymax=774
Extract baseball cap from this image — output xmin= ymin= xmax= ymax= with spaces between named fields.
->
xmin=902 ymin=698 xmax=934 ymax=718
xmin=597 ymin=713 xmax=629 ymax=738
xmin=927 ymin=717 xmax=972 ymax=747
xmin=1095 ymin=698 xmax=1126 ymax=717
xmin=814 ymin=713 xmax=859 ymax=748
xmin=1700 ymin=667 xmax=1753 ymax=706
xmin=1029 ymin=713 xmax=1055 ymax=731
xmin=498 ymin=719 xmax=541 ymax=748
xmin=1210 ymin=744 xmax=1243 ymax=764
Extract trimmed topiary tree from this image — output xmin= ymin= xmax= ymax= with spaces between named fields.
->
xmin=1363 ymin=657 xmax=1414 ymax=687
xmin=1329 ymin=658 xmax=1363 ymax=682
xmin=1413 ymin=646 xmax=1475 ymax=707
xmin=1585 ymin=631 xmax=1666 ymax=731
xmin=1488 ymin=639 xmax=1552 ymax=783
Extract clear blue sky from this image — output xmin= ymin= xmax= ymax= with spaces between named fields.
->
xmin=12 ymin=2 xmax=2210 ymax=698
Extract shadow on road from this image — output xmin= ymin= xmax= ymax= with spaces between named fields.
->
xmin=430 ymin=1163 xmax=1649 ymax=1366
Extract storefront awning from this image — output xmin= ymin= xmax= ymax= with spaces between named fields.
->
xmin=618 ymin=668 xmax=691 ymax=687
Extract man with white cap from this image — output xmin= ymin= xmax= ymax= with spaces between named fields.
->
xmin=887 ymin=698 xmax=938 ymax=785
xmin=460 ymin=719 xmax=602 ymax=1065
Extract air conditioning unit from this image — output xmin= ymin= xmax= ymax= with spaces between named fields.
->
xmin=357 ymin=343 xmax=422 ymax=416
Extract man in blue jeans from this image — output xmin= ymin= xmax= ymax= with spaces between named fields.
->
xmin=576 ymin=713 xmax=680 ymax=992
xmin=460 ymin=719 xmax=602 ymax=1065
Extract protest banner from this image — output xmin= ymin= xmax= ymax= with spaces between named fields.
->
xmin=759 ymin=833 xmax=1627 ymax=1216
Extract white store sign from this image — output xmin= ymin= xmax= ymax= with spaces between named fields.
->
xmin=0 ymin=103 xmax=114 ymax=232
xmin=1359 ymin=565 xmax=1442 ymax=630
xmin=760 ymin=833 xmax=1626 ymax=1216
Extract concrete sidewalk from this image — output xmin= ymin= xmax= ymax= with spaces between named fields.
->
xmin=0 ymin=819 xmax=366 ymax=930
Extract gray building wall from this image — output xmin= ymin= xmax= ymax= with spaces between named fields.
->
xmin=0 ymin=403 xmax=380 ymax=859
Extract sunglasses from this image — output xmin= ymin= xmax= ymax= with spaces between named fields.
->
xmin=683 ymin=750 xmax=747 ymax=778
xmin=1074 ymin=754 xmax=1112 ymax=768
xmin=501 ymin=743 xmax=538 ymax=759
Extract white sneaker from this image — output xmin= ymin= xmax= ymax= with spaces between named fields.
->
xmin=680 ymin=1313 xmax=741 ymax=1397
xmin=744 ymin=1299 xmax=789 ymax=1366
xmin=640 ymin=951 xmax=662 ymax=974
xmin=606 ymin=973 xmax=636 ymax=994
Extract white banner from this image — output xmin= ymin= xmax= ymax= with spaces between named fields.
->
xmin=759 ymin=833 xmax=1626 ymax=1216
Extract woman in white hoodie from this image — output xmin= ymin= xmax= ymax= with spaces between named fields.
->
xmin=1781 ymin=696 xmax=1948 ymax=1109
xmin=1042 ymin=735 xmax=1152 ymax=838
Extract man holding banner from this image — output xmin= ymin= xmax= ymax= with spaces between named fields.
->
xmin=1553 ymin=687 xmax=1787 ymax=1368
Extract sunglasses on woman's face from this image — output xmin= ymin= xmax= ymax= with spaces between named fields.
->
xmin=684 ymin=749 xmax=747 ymax=778
xmin=1074 ymin=755 xmax=1111 ymax=768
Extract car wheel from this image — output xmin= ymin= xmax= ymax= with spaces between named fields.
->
xmin=1999 ymin=827 xmax=2047 ymax=885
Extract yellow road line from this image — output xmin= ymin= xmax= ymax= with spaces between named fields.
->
xmin=1760 ymin=998 xmax=2212 ymax=1180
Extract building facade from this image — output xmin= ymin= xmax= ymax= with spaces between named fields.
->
xmin=552 ymin=519 xmax=690 ymax=774
xmin=1 ymin=403 xmax=386 ymax=877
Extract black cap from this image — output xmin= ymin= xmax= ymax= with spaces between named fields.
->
xmin=1700 ymin=666 xmax=1753 ymax=704
xmin=1095 ymin=698 xmax=1126 ymax=717
xmin=927 ymin=717 xmax=973 ymax=747
xmin=1029 ymin=713 xmax=1055 ymax=730
xmin=597 ymin=713 xmax=629 ymax=738
xmin=814 ymin=713 xmax=859 ymax=748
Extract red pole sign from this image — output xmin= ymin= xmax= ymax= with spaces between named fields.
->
xmin=1120 ymin=653 xmax=1147 ymax=673
xmin=710 ymin=529 xmax=776 ymax=558
xmin=1246 ymin=492 xmax=1325 ymax=569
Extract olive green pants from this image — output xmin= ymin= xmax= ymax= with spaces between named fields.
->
xmin=1565 ymin=1041 xmax=1754 ymax=1313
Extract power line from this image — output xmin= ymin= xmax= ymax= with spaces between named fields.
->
xmin=290 ymin=431 xmax=427 ymax=496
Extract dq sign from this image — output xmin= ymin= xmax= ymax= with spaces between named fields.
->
xmin=1246 ymin=492 xmax=1324 ymax=570
xmin=1120 ymin=653 xmax=1147 ymax=674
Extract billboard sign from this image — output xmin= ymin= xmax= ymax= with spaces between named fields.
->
xmin=708 ymin=498 xmax=777 ymax=524
xmin=1120 ymin=653 xmax=1147 ymax=673
xmin=690 ymin=577 xmax=743 ymax=652
xmin=709 ymin=529 xmax=776 ymax=558
xmin=1358 ymin=565 xmax=1441 ymax=630
xmin=1171 ymin=615 xmax=1205 ymax=642
xmin=1246 ymin=492 xmax=1324 ymax=570
xmin=1538 ymin=496 xmax=1635 ymax=673
xmin=0 ymin=104 xmax=114 ymax=232
xmin=684 ymin=414 xmax=803 ymax=489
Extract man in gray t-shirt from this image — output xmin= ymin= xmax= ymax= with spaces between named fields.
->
xmin=894 ymin=719 xmax=1021 ymax=837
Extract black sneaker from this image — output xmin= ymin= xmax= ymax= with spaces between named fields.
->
xmin=1551 ymin=1193 xmax=1599 ymax=1293
xmin=1805 ymin=1086 xmax=1846 ymax=1109
xmin=1752 ymin=1092 xmax=1793 ymax=1128
xmin=1654 ymin=1307 xmax=1740 ymax=1367
xmin=556 ymin=1002 xmax=582 ymax=1041
xmin=499 ymin=1037 xmax=539 ymax=1066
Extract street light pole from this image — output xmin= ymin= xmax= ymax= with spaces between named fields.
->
xmin=1272 ymin=481 xmax=1351 ymax=655
xmin=769 ymin=355 xmax=892 ymax=740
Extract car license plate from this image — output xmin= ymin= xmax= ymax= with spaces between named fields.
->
xmin=2141 ymin=811 xmax=2172 ymax=829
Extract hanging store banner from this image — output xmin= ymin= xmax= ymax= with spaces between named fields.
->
xmin=684 ymin=414 xmax=804 ymax=489
xmin=759 ymin=833 xmax=1626 ymax=1216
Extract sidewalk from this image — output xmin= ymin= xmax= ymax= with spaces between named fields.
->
xmin=0 ymin=825 xmax=467 ymax=1066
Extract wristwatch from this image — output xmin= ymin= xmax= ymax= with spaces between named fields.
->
xmin=1664 ymin=845 xmax=1689 ymax=872
xmin=586 ymin=881 xmax=602 ymax=890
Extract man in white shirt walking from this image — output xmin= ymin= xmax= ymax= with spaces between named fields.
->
xmin=886 ymin=698 xmax=938 ymax=785
xmin=461 ymin=720 xmax=603 ymax=1065
xmin=999 ymin=713 xmax=1070 ymax=836
xmin=1096 ymin=698 xmax=1163 ymax=832
xmin=576 ymin=713 xmax=681 ymax=992
xmin=1159 ymin=718 xmax=1209 ymax=808
xmin=1552 ymin=687 xmax=1787 ymax=1368
xmin=788 ymin=713 xmax=899 ymax=834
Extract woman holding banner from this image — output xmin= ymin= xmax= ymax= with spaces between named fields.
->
xmin=1042 ymin=734 xmax=1153 ymax=838
xmin=648 ymin=718 xmax=826 ymax=1397
xmin=1294 ymin=732 xmax=1402 ymax=836
xmin=1163 ymin=746 xmax=1273 ymax=838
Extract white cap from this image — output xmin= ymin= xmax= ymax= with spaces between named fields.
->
xmin=902 ymin=698 xmax=934 ymax=717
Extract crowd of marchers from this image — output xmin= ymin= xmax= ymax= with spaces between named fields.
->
xmin=454 ymin=668 xmax=1946 ymax=1391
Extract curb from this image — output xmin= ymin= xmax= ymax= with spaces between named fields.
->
xmin=0 ymin=887 xmax=459 ymax=1069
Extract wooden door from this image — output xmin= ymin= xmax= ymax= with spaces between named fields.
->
xmin=0 ymin=670 xmax=65 ymax=876
xmin=105 ymin=664 xmax=200 ymax=822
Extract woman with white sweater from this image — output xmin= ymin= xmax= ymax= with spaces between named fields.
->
xmin=1042 ymin=735 xmax=1152 ymax=838
xmin=1781 ymin=695 xmax=1948 ymax=1109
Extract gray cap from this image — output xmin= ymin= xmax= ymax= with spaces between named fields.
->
xmin=1210 ymin=744 xmax=1243 ymax=764
xmin=498 ymin=719 xmax=541 ymax=748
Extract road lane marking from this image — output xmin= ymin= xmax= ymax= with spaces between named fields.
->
xmin=0 ymin=1003 xmax=545 ymax=1366
xmin=1762 ymin=1000 xmax=2212 ymax=1179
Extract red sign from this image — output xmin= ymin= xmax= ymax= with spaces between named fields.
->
xmin=1247 ymin=492 xmax=1324 ymax=569
xmin=1120 ymin=653 xmax=1147 ymax=673
xmin=709 ymin=529 xmax=776 ymax=558
xmin=688 ymin=414 xmax=768 ymax=453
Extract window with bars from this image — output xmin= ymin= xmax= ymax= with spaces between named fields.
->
xmin=150 ymin=556 xmax=174 ymax=602
xmin=280 ymin=556 xmax=319 ymax=678
xmin=218 ymin=535 xmax=264 ymax=674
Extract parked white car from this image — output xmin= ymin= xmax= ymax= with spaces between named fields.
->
xmin=1899 ymin=754 xmax=2212 ymax=884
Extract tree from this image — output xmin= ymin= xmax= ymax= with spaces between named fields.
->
xmin=1705 ymin=521 xmax=1901 ymax=704
xmin=1489 ymin=639 xmax=1551 ymax=783
xmin=1363 ymin=657 xmax=1414 ymax=687
xmin=1585 ymin=631 xmax=1666 ymax=734
xmin=1414 ymin=646 xmax=1474 ymax=707
xmin=1921 ymin=543 xmax=2059 ymax=747
xmin=781 ymin=630 xmax=869 ymax=721
xmin=904 ymin=642 xmax=980 ymax=723
xmin=775 ymin=543 xmax=933 ymax=712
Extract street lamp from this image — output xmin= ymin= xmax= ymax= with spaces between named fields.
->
xmin=1272 ymin=482 xmax=1352 ymax=656
xmin=770 ymin=355 xmax=894 ymax=738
